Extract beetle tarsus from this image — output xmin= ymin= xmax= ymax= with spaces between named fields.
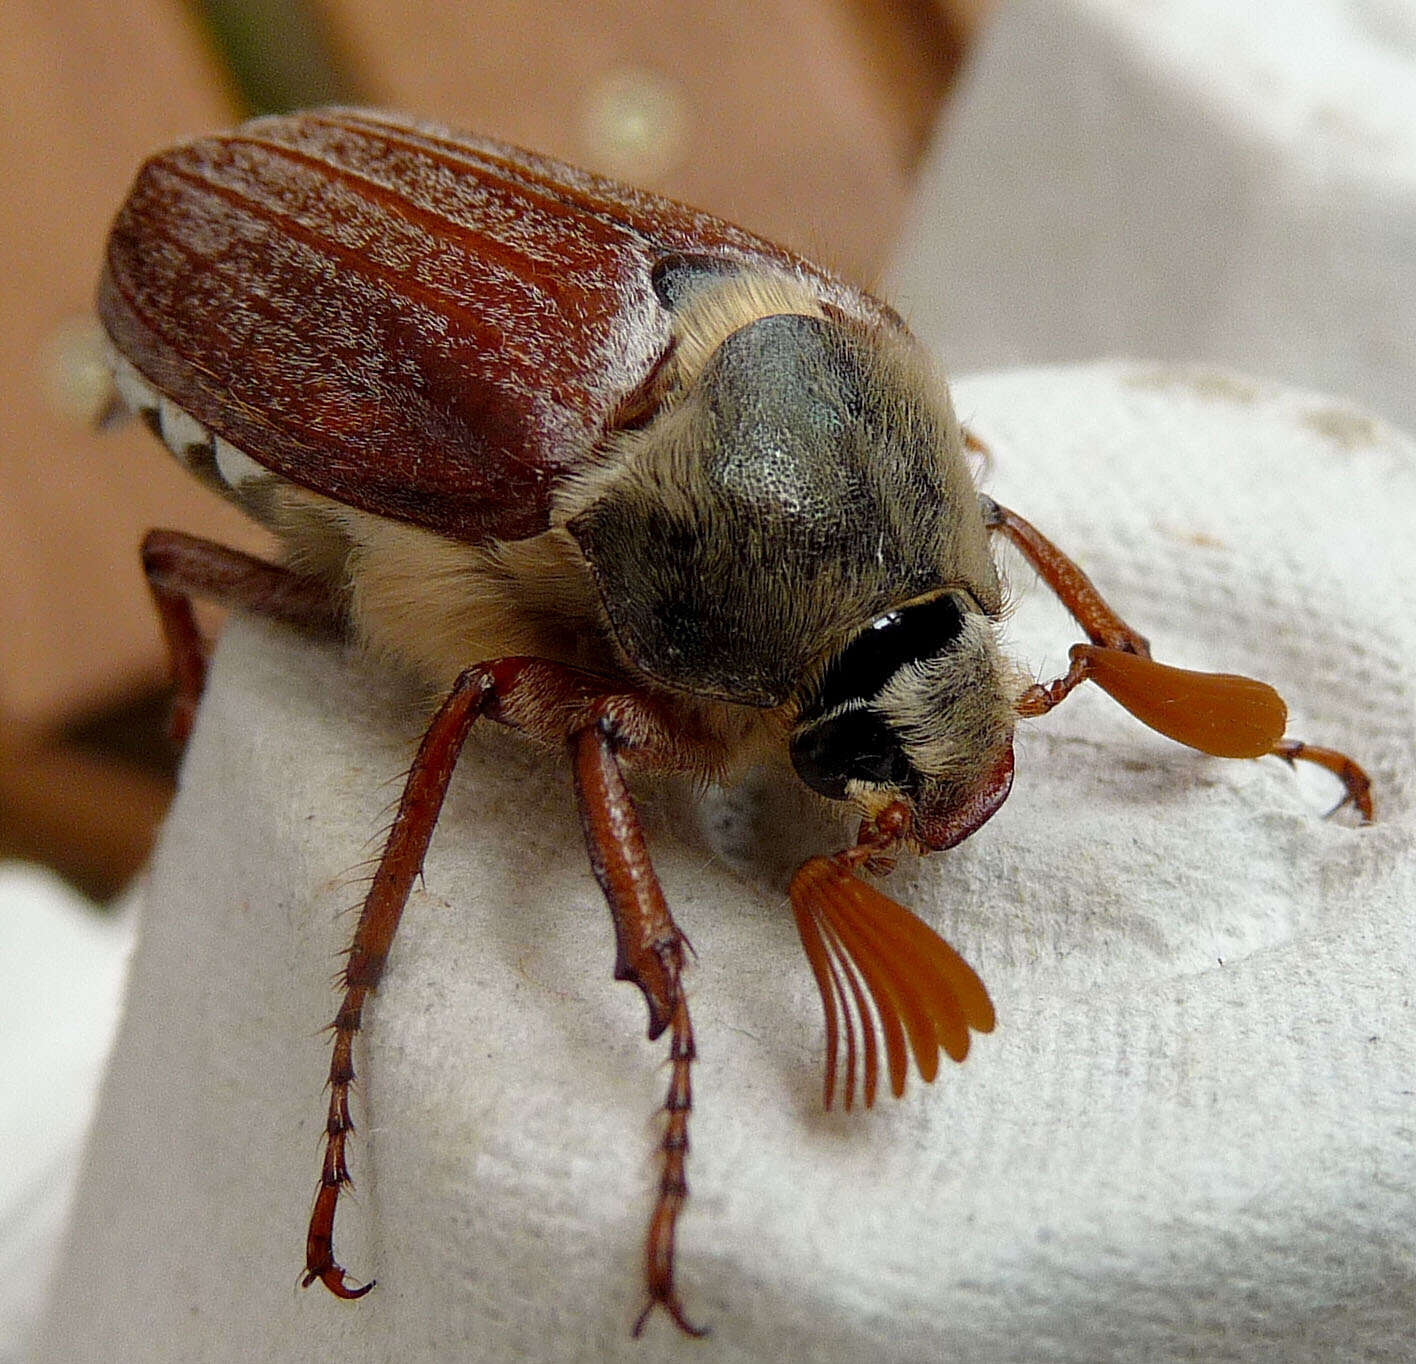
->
xmin=1271 ymin=738 xmax=1374 ymax=822
xmin=633 ymin=1291 xmax=708 ymax=1340
xmin=304 ymin=1145 xmax=376 ymax=1299
xmin=632 ymin=990 xmax=708 ymax=1339
xmin=302 ymin=1261 xmax=375 ymax=1300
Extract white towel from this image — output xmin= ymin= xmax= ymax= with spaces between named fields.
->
xmin=889 ymin=0 xmax=1416 ymax=434
xmin=32 ymin=360 xmax=1415 ymax=1362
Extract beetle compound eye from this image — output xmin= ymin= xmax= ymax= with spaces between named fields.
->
xmin=812 ymin=593 xmax=967 ymax=715
xmin=791 ymin=708 xmax=914 ymax=800
xmin=792 ymin=594 xmax=977 ymax=800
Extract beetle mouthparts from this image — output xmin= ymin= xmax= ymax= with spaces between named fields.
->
xmin=911 ymin=742 xmax=1016 ymax=852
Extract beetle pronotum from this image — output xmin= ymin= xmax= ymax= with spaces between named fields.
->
xmin=100 ymin=108 xmax=1373 ymax=1336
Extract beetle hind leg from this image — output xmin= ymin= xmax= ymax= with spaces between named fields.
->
xmin=141 ymin=529 xmax=340 ymax=744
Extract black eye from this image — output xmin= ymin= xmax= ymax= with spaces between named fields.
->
xmin=790 ymin=708 xmax=914 ymax=801
xmin=810 ymin=593 xmax=966 ymax=717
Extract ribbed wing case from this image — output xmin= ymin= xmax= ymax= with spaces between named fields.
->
xmin=100 ymin=108 xmax=887 ymax=544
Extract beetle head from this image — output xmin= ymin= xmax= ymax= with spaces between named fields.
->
xmin=565 ymin=269 xmax=1023 ymax=848
xmin=790 ymin=590 xmax=1020 ymax=852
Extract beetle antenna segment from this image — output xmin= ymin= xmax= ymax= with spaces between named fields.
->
xmin=789 ymin=852 xmax=994 ymax=1111
xmin=816 ymin=906 xmax=878 ymax=1109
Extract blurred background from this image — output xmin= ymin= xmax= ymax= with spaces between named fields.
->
xmin=1 ymin=0 xmax=994 ymax=901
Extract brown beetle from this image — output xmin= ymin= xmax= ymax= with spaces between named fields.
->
xmin=99 ymin=108 xmax=1372 ymax=1337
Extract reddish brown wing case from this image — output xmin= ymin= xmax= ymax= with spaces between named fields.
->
xmin=99 ymin=107 xmax=890 ymax=546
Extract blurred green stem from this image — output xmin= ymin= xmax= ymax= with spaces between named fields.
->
xmin=185 ymin=0 xmax=368 ymax=116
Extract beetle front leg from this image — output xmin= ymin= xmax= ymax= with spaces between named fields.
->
xmin=141 ymin=529 xmax=340 ymax=744
xmin=304 ymin=656 xmax=713 ymax=1329
xmin=987 ymin=501 xmax=1373 ymax=818
xmin=979 ymin=495 xmax=1150 ymax=656
xmin=1272 ymin=738 xmax=1373 ymax=821
xmin=569 ymin=717 xmax=705 ymax=1338
xmin=1013 ymin=629 xmax=1373 ymax=818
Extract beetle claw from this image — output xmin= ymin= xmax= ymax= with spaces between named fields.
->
xmin=302 ymin=1263 xmax=375 ymax=1300
xmin=633 ymin=1289 xmax=709 ymax=1339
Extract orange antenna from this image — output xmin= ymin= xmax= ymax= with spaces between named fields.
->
xmin=789 ymin=852 xmax=994 ymax=1111
xmin=1022 ymin=644 xmax=1288 ymax=759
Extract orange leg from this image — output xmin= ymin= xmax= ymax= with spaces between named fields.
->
xmin=980 ymin=495 xmax=1150 ymax=656
xmin=303 ymin=663 xmax=497 ymax=1299
xmin=982 ymin=497 xmax=1373 ymax=820
xmin=140 ymin=537 xmax=711 ymax=1334
xmin=1271 ymin=738 xmax=1373 ymax=821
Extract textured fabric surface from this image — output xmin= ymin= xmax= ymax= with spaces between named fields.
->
xmin=889 ymin=0 xmax=1416 ymax=433
xmin=0 ymin=868 xmax=132 ymax=1364
xmin=33 ymin=362 xmax=1415 ymax=1362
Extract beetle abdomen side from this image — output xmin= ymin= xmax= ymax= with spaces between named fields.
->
xmin=108 ymin=346 xmax=273 ymax=501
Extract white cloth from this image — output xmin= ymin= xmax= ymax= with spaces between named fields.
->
xmin=0 ymin=867 xmax=132 ymax=1364
xmin=889 ymin=0 xmax=1416 ymax=433
xmin=31 ymin=362 xmax=1416 ymax=1362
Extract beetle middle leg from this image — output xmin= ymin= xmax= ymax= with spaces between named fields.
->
xmin=141 ymin=529 xmax=340 ymax=743
xmin=303 ymin=663 xmax=498 ymax=1299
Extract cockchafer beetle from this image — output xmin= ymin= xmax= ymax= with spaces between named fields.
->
xmin=98 ymin=108 xmax=1373 ymax=1337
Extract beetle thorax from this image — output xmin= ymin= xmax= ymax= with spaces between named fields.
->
xmin=561 ymin=276 xmax=1002 ymax=712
